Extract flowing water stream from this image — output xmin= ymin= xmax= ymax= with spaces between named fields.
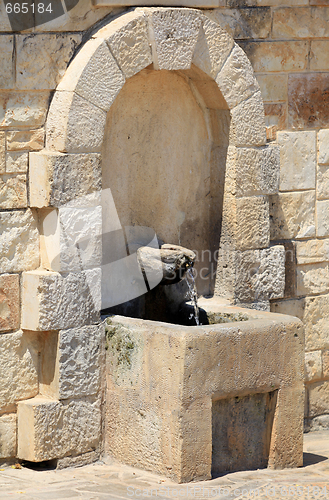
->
xmin=186 ymin=268 xmax=200 ymax=325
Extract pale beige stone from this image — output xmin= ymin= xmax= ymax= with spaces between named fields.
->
xmin=192 ymin=15 xmax=233 ymax=79
xmin=318 ymin=129 xmax=329 ymax=165
xmin=310 ymin=41 xmax=329 ymax=71
xmin=316 ymin=200 xmax=329 ymax=237
xmin=304 ymin=294 xmax=329 ymax=351
xmin=0 ymin=37 xmax=14 ymax=89
xmin=0 ymin=174 xmax=27 ymax=209
xmin=270 ymin=298 xmax=305 ymax=320
xmin=0 ymin=331 xmax=39 ymax=411
xmin=96 ymin=11 xmax=152 ymax=79
xmin=0 ymin=414 xmax=16 ymax=458
xmin=95 ymin=0 xmax=220 ymax=5
xmin=0 ymin=210 xmax=39 ymax=273
xmin=16 ymin=34 xmax=82 ymax=90
xmin=297 ymin=263 xmax=329 ymax=296
xmin=0 ymin=132 xmax=5 ymax=174
xmin=0 ymin=274 xmax=20 ymax=333
xmin=0 ymin=92 xmax=49 ymax=128
xmin=317 ymin=165 xmax=329 ymax=200
xmin=21 ymin=269 xmax=101 ymax=331
xmin=149 ymin=9 xmax=201 ymax=71
xmin=6 ymin=129 xmax=44 ymax=151
xmin=296 ymin=239 xmax=329 ymax=265
xmin=236 ymin=196 xmax=269 ymax=250
xmin=307 ymin=415 xmax=329 ymax=431
xmin=256 ymin=74 xmax=287 ymax=103
xmin=305 ymin=351 xmax=322 ymax=383
xmin=6 ymin=152 xmax=28 ymax=174
xmin=230 ymin=91 xmax=266 ymax=147
xmin=29 ymin=151 xmax=101 ymax=208
xmin=323 ymin=350 xmax=329 ymax=379
xmin=273 ymin=7 xmax=329 ymax=39
xmin=216 ymin=44 xmax=259 ymax=109
xmin=239 ymin=40 xmax=308 ymax=73
xmin=46 ymin=91 xmax=106 ymax=153
xmin=270 ymin=191 xmax=315 ymax=240
xmin=17 ymin=397 xmax=101 ymax=462
xmin=277 ymin=131 xmax=316 ymax=191
xmin=57 ymin=39 xmax=125 ymax=112
xmin=309 ymin=380 xmax=329 ymax=417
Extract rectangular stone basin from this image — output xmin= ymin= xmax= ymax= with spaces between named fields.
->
xmin=104 ymin=297 xmax=304 ymax=483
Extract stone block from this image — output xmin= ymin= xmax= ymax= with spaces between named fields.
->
xmin=16 ymin=34 xmax=82 ymax=90
xmin=46 ymin=91 xmax=106 ymax=153
xmin=323 ymin=350 xmax=329 ymax=379
xmin=309 ymin=380 xmax=329 ymax=417
xmin=29 ymin=151 xmax=101 ymax=208
xmin=0 ymin=414 xmax=17 ymax=459
xmin=6 ymin=129 xmax=44 ymax=151
xmin=270 ymin=298 xmax=305 ymax=320
xmin=95 ymin=11 xmax=152 ymax=79
xmin=40 ymin=206 xmax=102 ymax=272
xmin=316 ymin=200 xmax=329 ymax=237
xmin=21 ymin=269 xmax=101 ymax=331
xmin=257 ymin=74 xmax=287 ymax=103
xmin=0 ymin=174 xmax=27 ymax=209
xmin=6 ymin=152 xmax=28 ymax=174
xmin=0 ymin=274 xmax=19 ymax=333
xmin=0 ymin=3 xmax=11 ymax=31
xmin=307 ymin=415 xmax=329 ymax=431
xmin=236 ymin=196 xmax=269 ymax=251
xmin=305 ymin=351 xmax=322 ymax=383
xmin=40 ymin=325 xmax=104 ymax=400
xmin=310 ymin=41 xmax=329 ymax=71
xmin=277 ymin=131 xmax=316 ymax=192
xmin=0 ymin=210 xmax=39 ymax=273
xmin=297 ymin=263 xmax=329 ymax=296
xmin=209 ymin=8 xmax=271 ymax=40
xmin=318 ymin=129 xmax=329 ymax=165
xmin=317 ymin=165 xmax=329 ymax=200
xmin=0 ymin=331 xmax=39 ymax=411
xmin=304 ymin=294 xmax=329 ymax=351
xmin=0 ymin=92 xmax=49 ymax=128
xmin=216 ymin=44 xmax=260 ymax=109
xmin=0 ymin=132 xmax=5 ymax=174
xmin=0 ymin=36 xmax=14 ymax=89
xmin=239 ymin=41 xmax=308 ymax=73
xmin=150 ymin=9 xmax=201 ymax=71
xmin=264 ymin=103 xmax=287 ymax=141
xmin=17 ymin=397 xmax=101 ymax=462
xmin=272 ymin=7 xmax=329 ymax=39
xmin=296 ymin=239 xmax=329 ymax=265
xmin=270 ymin=191 xmax=315 ymax=240
xmin=192 ymin=16 xmax=233 ymax=79
xmin=288 ymin=73 xmax=329 ymax=130
xmin=230 ymin=91 xmax=266 ymax=147
xmin=57 ymin=39 xmax=124 ymax=112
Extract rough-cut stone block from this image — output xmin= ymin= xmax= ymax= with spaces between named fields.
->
xmin=310 ymin=41 xmax=329 ymax=71
xmin=297 ymin=263 xmax=329 ymax=296
xmin=150 ymin=9 xmax=201 ymax=71
xmin=264 ymin=103 xmax=287 ymax=141
xmin=192 ymin=16 xmax=233 ymax=79
xmin=46 ymin=91 xmax=106 ymax=153
xmin=304 ymin=295 xmax=329 ymax=351
xmin=323 ymin=350 xmax=329 ymax=379
xmin=0 ymin=274 xmax=19 ymax=333
xmin=0 ymin=37 xmax=14 ymax=89
xmin=57 ymin=39 xmax=124 ymax=112
xmin=209 ymin=8 xmax=271 ymax=40
xmin=95 ymin=11 xmax=152 ymax=79
xmin=21 ymin=269 xmax=101 ymax=331
xmin=277 ymin=131 xmax=316 ymax=191
xmin=16 ymin=34 xmax=82 ymax=90
xmin=257 ymin=74 xmax=287 ymax=103
xmin=0 ymin=331 xmax=39 ymax=411
xmin=305 ymin=351 xmax=322 ymax=383
xmin=239 ymin=41 xmax=308 ymax=73
xmin=40 ymin=325 xmax=104 ymax=400
xmin=29 ymin=152 xmax=101 ymax=208
xmin=0 ymin=174 xmax=27 ymax=209
xmin=6 ymin=129 xmax=44 ymax=151
xmin=40 ymin=206 xmax=102 ymax=272
xmin=17 ymin=397 xmax=101 ymax=461
xmin=307 ymin=415 xmax=329 ymax=431
xmin=230 ymin=91 xmax=266 ymax=147
xmin=270 ymin=191 xmax=315 ymax=240
xmin=309 ymin=381 xmax=329 ymax=417
xmin=317 ymin=165 xmax=329 ymax=200
xmin=288 ymin=74 xmax=329 ymax=130
xmin=0 ymin=210 xmax=39 ymax=273
xmin=6 ymin=152 xmax=28 ymax=174
xmin=316 ymin=200 xmax=329 ymax=237
xmin=0 ymin=132 xmax=5 ymax=174
xmin=216 ymin=44 xmax=259 ymax=109
xmin=318 ymin=129 xmax=329 ymax=165
xmin=236 ymin=196 xmax=269 ymax=251
xmin=0 ymin=414 xmax=17 ymax=458
xmin=296 ymin=239 xmax=329 ymax=265
xmin=0 ymin=92 xmax=49 ymax=128
xmin=270 ymin=298 xmax=305 ymax=320
xmin=272 ymin=7 xmax=329 ymax=39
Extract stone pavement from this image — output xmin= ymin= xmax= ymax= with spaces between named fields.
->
xmin=0 ymin=431 xmax=329 ymax=500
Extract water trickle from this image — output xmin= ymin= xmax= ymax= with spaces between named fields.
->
xmin=186 ymin=268 xmax=200 ymax=326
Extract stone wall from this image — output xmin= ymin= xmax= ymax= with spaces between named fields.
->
xmin=0 ymin=0 xmax=328 ymax=460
